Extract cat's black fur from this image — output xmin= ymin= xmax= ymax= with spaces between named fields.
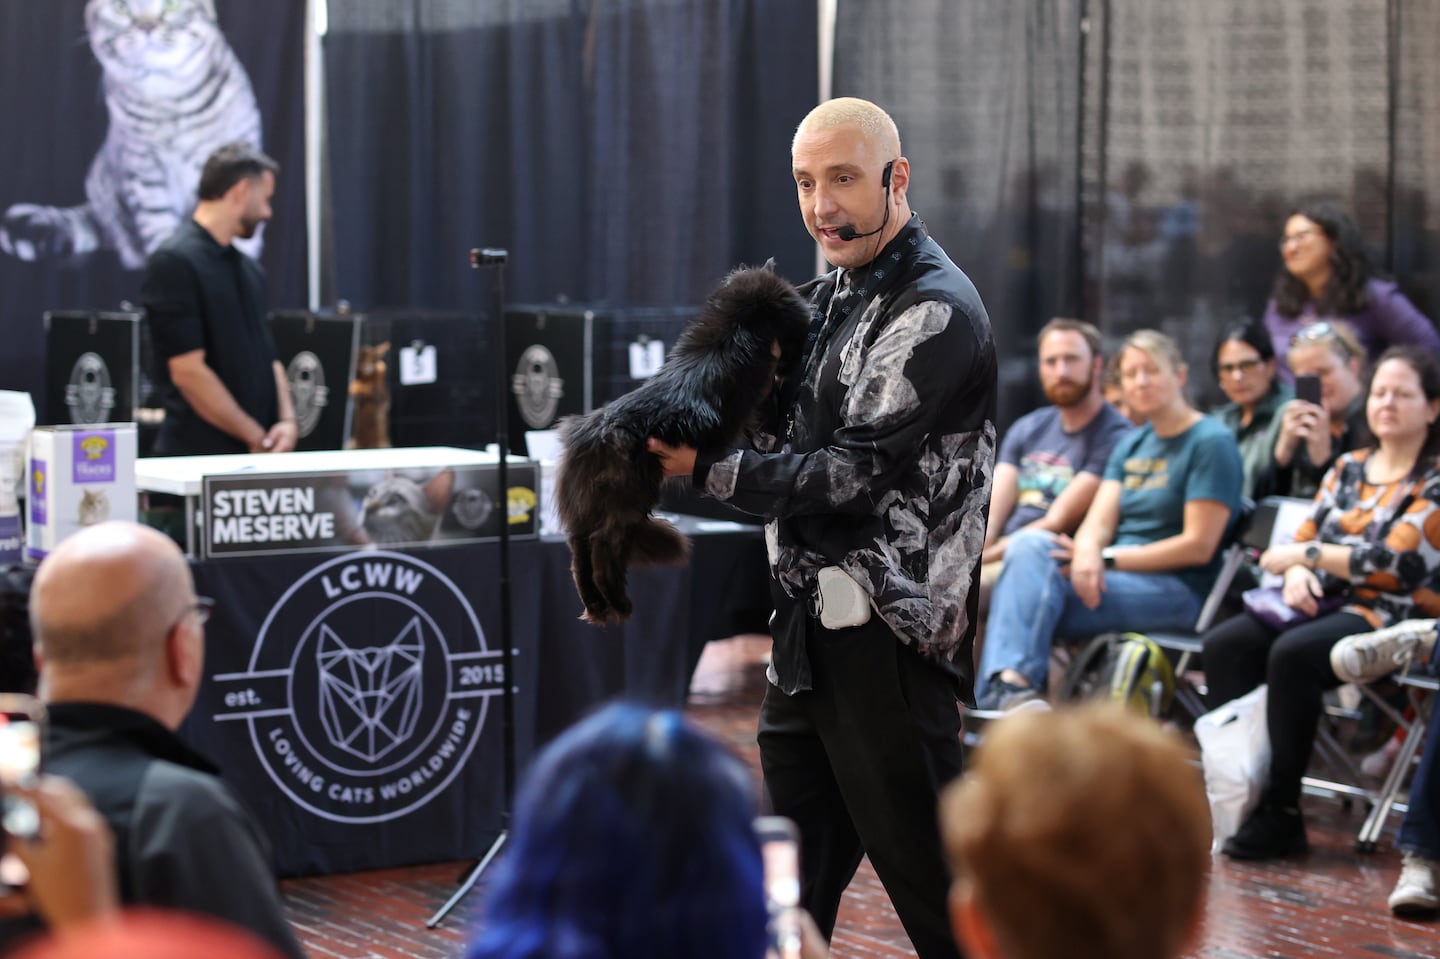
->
xmin=556 ymin=263 xmax=811 ymax=625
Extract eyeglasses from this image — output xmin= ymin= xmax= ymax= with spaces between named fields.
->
xmin=1291 ymin=321 xmax=1336 ymax=346
xmin=1218 ymin=358 xmax=1263 ymax=377
xmin=173 ymin=596 xmax=215 ymax=631
xmin=1279 ymin=227 xmax=1318 ymax=249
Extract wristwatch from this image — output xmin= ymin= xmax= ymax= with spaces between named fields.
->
xmin=1101 ymin=546 xmax=1118 ymax=570
xmin=1304 ymin=543 xmax=1321 ymax=570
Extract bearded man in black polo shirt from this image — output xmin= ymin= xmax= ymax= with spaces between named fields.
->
xmin=141 ymin=142 xmax=296 ymax=456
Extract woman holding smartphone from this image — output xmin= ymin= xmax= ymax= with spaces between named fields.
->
xmin=1252 ymin=320 xmax=1368 ymax=501
xmin=1204 ymin=346 xmax=1440 ymax=860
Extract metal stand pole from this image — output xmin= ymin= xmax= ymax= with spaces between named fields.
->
xmin=426 ymin=247 xmax=513 ymax=928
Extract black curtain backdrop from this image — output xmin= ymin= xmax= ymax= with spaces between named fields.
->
xmin=0 ymin=0 xmax=307 ymax=408
xmin=323 ymin=0 xmax=818 ymax=316
xmin=832 ymin=0 xmax=1084 ymax=429
xmin=835 ymin=0 xmax=1440 ymax=421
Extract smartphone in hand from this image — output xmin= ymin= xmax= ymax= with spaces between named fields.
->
xmin=1294 ymin=374 xmax=1322 ymax=406
xmin=0 ymin=694 xmax=46 ymax=842
xmin=757 ymin=816 xmax=802 ymax=959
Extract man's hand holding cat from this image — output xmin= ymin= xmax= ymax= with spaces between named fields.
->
xmin=261 ymin=419 xmax=298 ymax=453
xmin=647 ymin=438 xmax=697 ymax=479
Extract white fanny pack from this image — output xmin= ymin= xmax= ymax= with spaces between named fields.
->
xmin=816 ymin=566 xmax=872 ymax=630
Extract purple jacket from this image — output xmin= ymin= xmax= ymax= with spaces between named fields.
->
xmin=1264 ymin=278 xmax=1440 ymax=383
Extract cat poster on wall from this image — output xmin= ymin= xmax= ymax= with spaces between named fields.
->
xmin=201 ymin=464 xmax=541 ymax=560
xmin=0 ymin=0 xmax=306 ymax=411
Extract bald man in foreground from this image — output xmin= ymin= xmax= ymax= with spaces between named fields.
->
xmin=29 ymin=522 xmax=305 ymax=959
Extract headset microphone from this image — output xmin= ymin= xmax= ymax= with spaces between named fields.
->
xmin=836 ymin=160 xmax=895 ymax=242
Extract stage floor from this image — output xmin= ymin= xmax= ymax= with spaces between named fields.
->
xmin=280 ymin=634 xmax=1438 ymax=959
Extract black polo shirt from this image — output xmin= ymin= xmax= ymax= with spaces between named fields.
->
xmin=141 ymin=219 xmax=278 ymax=456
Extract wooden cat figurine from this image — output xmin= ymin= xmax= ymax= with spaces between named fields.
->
xmin=349 ymin=341 xmax=391 ymax=450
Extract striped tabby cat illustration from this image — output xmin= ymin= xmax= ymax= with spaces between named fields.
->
xmin=0 ymin=0 xmax=262 ymax=269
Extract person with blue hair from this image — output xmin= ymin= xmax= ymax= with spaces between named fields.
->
xmin=468 ymin=703 xmax=811 ymax=959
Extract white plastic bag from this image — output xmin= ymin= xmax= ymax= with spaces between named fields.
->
xmin=1194 ymin=684 xmax=1270 ymax=853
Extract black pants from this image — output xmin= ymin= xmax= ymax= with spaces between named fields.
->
xmin=1202 ymin=609 xmax=1369 ymax=807
xmin=758 ymin=616 xmax=965 ymax=959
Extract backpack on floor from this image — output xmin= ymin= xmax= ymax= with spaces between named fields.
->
xmin=1060 ymin=631 xmax=1175 ymax=717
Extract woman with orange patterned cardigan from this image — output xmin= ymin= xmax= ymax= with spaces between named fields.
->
xmin=1202 ymin=345 xmax=1440 ymax=861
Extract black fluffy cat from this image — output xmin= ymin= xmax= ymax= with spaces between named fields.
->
xmin=555 ymin=263 xmax=811 ymax=625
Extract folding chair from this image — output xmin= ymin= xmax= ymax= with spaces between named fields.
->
xmin=1355 ymin=656 xmax=1439 ymax=852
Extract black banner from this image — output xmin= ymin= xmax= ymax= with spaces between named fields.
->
xmin=0 ymin=1 xmax=307 ymax=411
xmin=185 ymin=543 xmax=542 ymax=878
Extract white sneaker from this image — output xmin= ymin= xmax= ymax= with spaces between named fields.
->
xmin=1330 ymin=619 xmax=1438 ymax=684
xmin=1389 ymin=851 xmax=1440 ymax=917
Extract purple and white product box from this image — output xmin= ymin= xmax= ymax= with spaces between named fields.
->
xmin=26 ymin=424 xmax=136 ymax=561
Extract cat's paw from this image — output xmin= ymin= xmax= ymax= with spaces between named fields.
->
xmin=0 ymin=204 xmax=78 ymax=260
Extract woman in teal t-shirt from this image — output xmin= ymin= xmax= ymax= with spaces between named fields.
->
xmin=977 ymin=330 xmax=1243 ymax=711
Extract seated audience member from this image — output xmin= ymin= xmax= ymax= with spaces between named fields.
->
xmin=1211 ymin=320 xmax=1293 ymax=499
xmin=981 ymin=318 xmax=1134 ymax=607
xmin=1264 ymin=202 xmax=1440 ymax=380
xmin=1331 ymin=620 xmax=1440 ymax=917
xmin=1202 ymin=347 xmax=1440 ymax=860
xmin=1103 ymin=352 xmax=1144 ymax=426
xmin=27 ymin=522 xmax=306 ymax=959
xmin=976 ymin=330 xmax=1242 ymax=711
xmin=468 ymin=703 xmax=823 ymax=959
xmin=940 ymin=703 xmax=1210 ymax=959
xmin=1252 ymin=320 xmax=1368 ymax=501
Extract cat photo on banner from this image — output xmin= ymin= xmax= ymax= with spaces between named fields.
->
xmin=0 ymin=0 xmax=263 ymax=269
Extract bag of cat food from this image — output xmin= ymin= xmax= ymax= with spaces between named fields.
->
xmin=0 ymin=392 xmax=35 ymax=564
xmin=26 ymin=423 xmax=137 ymax=561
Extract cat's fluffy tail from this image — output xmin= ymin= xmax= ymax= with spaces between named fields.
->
xmin=630 ymin=515 xmax=691 ymax=566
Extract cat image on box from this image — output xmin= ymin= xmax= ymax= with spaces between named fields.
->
xmin=77 ymin=489 xmax=110 ymax=527
xmin=0 ymin=0 xmax=263 ymax=269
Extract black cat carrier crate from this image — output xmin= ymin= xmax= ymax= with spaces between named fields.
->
xmin=502 ymin=304 xmax=700 ymax=456
xmin=352 ymin=310 xmax=497 ymax=450
xmin=43 ymin=310 xmax=143 ymax=428
xmin=267 ymin=311 xmax=360 ymax=452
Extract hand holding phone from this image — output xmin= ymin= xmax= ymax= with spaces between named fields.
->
xmin=757 ymin=816 xmax=802 ymax=959
xmin=0 ymin=695 xmax=45 ymax=845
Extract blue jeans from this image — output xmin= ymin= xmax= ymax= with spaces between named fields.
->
xmin=1398 ymin=664 xmax=1440 ymax=858
xmin=977 ymin=529 xmax=1202 ymax=700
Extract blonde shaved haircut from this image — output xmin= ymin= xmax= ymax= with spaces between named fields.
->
xmin=793 ymin=97 xmax=902 ymax=159
xmin=942 ymin=703 xmax=1210 ymax=959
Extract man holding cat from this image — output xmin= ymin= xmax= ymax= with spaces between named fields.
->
xmin=649 ymin=97 xmax=995 ymax=959
xmin=141 ymin=142 xmax=297 ymax=457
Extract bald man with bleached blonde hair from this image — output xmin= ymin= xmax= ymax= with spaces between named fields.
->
xmin=649 ymin=97 xmax=996 ymax=959
xmin=28 ymin=522 xmax=306 ymax=959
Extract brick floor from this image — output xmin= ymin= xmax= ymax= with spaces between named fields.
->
xmin=281 ymin=635 xmax=1440 ymax=959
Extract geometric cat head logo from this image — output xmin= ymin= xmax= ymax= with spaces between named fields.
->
xmin=316 ymin=619 xmax=424 ymax=763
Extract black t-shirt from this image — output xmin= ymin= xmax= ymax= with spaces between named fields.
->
xmin=141 ymin=219 xmax=278 ymax=456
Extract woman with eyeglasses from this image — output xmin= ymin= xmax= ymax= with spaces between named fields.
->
xmin=976 ymin=330 xmax=1242 ymax=711
xmin=1264 ymin=202 xmax=1440 ymax=381
xmin=1252 ymin=320 xmax=1370 ymax=502
xmin=1211 ymin=321 xmax=1293 ymax=499
xmin=1202 ymin=346 xmax=1440 ymax=861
